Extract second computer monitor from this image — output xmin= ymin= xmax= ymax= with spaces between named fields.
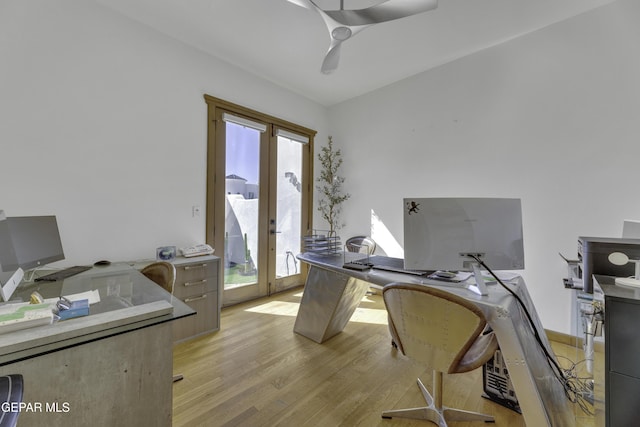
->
xmin=0 ymin=212 xmax=19 ymax=273
xmin=403 ymin=197 xmax=525 ymax=272
xmin=6 ymin=215 xmax=65 ymax=271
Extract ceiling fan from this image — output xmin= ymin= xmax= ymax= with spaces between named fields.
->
xmin=287 ymin=0 xmax=438 ymax=74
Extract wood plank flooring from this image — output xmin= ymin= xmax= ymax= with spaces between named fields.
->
xmin=172 ymin=288 xmax=593 ymax=427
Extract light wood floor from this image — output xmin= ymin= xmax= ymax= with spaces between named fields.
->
xmin=172 ymin=288 xmax=593 ymax=427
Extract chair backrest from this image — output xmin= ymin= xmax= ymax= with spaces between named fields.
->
xmin=0 ymin=374 xmax=23 ymax=427
xmin=345 ymin=236 xmax=376 ymax=254
xmin=141 ymin=261 xmax=176 ymax=294
xmin=383 ymin=283 xmax=495 ymax=374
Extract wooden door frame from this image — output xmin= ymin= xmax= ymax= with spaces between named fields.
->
xmin=204 ymin=95 xmax=316 ymax=305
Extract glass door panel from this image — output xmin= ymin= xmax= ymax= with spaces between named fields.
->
xmin=206 ymin=97 xmax=314 ymax=307
xmin=273 ymin=134 xmax=304 ymax=291
xmin=224 ymin=122 xmax=261 ymax=292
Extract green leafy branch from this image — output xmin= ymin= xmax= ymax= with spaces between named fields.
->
xmin=316 ymin=136 xmax=350 ymax=234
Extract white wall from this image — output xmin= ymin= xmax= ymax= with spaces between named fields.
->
xmin=3 ymin=0 xmax=640 ymax=334
xmin=0 ymin=0 xmax=327 ymax=264
xmin=328 ymin=0 xmax=640 ymax=334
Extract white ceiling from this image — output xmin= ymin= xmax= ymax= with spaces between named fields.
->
xmin=95 ymin=0 xmax=615 ymax=106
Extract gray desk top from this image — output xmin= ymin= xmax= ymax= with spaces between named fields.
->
xmin=299 ymin=251 xmax=518 ymax=298
xmin=298 ymin=251 xmax=576 ymax=427
xmin=594 ymin=274 xmax=640 ymax=302
xmin=0 ymin=263 xmax=194 ymax=365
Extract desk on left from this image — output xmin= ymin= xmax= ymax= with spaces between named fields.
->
xmin=0 ymin=263 xmax=194 ymax=427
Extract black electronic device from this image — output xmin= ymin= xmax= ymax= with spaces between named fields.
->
xmin=34 ymin=265 xmax=92 ymax=282
xmin=368 ymin=255 xmax=430 ymax=276
xmin=342 ymin=261 xmax=372 ymax=271
xmin=577 ymin=236 xmax=640 ymax=293
xmin=482 ymin=349 xmax=521 ymax=413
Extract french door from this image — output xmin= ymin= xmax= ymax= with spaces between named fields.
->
xmin=205 ymin=96 xmax=315 ymax=306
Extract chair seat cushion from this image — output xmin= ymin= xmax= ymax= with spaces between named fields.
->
xmin=454 ymin=331 xmax=498 ymax=373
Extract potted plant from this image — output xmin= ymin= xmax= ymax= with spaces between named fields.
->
xmin=316 ymin=136 xmax=350 ymax=237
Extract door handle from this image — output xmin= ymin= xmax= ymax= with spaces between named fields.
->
xmin=269 ymin=219 xmax=281 ymax=234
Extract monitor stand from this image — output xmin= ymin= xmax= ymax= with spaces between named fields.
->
xmin=467 ymin=263 xmax=490 ymax=296
xmin=0 ymin=267 xmax=24 ymax=302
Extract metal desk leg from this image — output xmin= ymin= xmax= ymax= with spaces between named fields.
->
xmin=489 ymin=300 xmax=576 ymax=427
xmin=294 ymin=265 xmax=370 ymax=343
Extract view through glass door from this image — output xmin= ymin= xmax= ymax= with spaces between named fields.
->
xmin=205 ymin=97 xmax=314 ymax=307
xmin=223 ymin=119 xmax=266 ymax=303
xmin=272 ymin=130 xmax=309 ymax=292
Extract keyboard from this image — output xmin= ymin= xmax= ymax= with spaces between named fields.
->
xmin=0 ymin=304 xmax=53 ymax=334
xmin=35 ymin=265 xmax=93 ymax=282
xmin=368 ymin=256 xmax=432 ymax=276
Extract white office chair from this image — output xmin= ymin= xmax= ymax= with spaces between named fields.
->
xmin=140 ymin=261 xmax=175 ymax=294
xmin=382 ymin=282 xmax=498 ymax=425
xmin=345 ymin=236 xmax=376 ymax=254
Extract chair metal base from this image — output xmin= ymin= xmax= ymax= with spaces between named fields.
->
xmin=381 ymin=378 xmax=495 ymax=426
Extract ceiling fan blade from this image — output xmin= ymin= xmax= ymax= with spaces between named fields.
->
xmin=294 ymin=0 xmax=432 ymax=73
xmin=325 ymin=0 xmax=438 ymax=27
xmin=319 ymin=20 xmax=370 ymax=74
xmin=321 ymin=41 xmax=342 ymax=74
xmin=286 ymin=0 xmax=314 ymax=10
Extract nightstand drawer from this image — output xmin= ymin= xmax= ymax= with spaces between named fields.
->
xmin=172 ymin=291 xmax=218 ymax=342
xmin=174 ymin=260 xmax=217 ymax=284
xmin=174 ymin=275 xmax=217 ymax=297
xmin=169 ymin=255 xmax=220 ymax=342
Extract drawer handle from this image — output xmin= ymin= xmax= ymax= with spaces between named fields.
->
xmin=185 ymin=295 xmax=207 ymax=303
xmin=184 ymin=279 xmax=207 ymax=287
xmin=183 ymin=264 xmax=207 ymax=271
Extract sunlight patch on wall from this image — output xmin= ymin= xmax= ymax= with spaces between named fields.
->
xmin=371 ymin=209 xmax=403 ymax=258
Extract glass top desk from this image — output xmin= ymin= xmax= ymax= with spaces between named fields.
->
xmin=0 ymin=263 xmax=194 ymax=427
xmin=296 ymin=252 xmax=576 ymax=427
xmin=0 ymin=263 xmax=194 ymax=364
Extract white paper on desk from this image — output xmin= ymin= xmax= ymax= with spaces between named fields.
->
xmin=428 ymin=271 xmax=473 ymax=283
xmin=454 ymin=272 xmax=473 ymax=282
xmin=64 ymin=290 xmax=101 ymax=305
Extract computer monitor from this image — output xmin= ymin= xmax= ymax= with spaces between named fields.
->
xmin=622 ymin=220 xmax=640 ymax=239
xmin=0 ymin=211 xmax=18 ymax=271
xmin=403 ymin=197 xmax=525 ymax=294
xmin=6 ymin=215 xmax=65 ymax=271
xmin=0 ymin=211 xmax=24 ymax=301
